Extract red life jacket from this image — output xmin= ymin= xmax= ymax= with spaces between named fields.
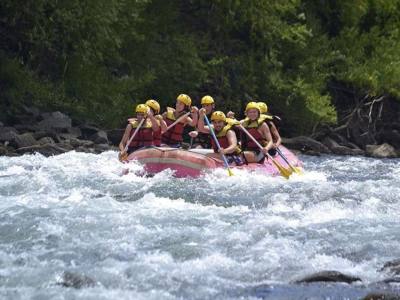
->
xmin=128 ymin=118 xmax=154 ymax=149
xmin=152 ymin=118 xmax=162 ymax=147
xmin=210 ymin=124 xmax=241 ymax=155
xmin=241 ymin=115 xmax=269 ymax=151
xmin=161 ymin=107 xmax=186 ymax=145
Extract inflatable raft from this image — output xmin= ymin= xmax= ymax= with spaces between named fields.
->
xmin=127 ymin=146 xmax=303 ymax=178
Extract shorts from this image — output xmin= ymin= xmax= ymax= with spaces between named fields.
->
xmin=226 ymin=154 xmax=244 ymax=166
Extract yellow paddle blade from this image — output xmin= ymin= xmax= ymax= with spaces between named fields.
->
xmin=272 ymin=159 xmax=292 ymax=179
xmin=227 ymin=168 xmax=234 ymax=176
xmin=118 ymin=152 xmax=128 ymax=162
xmin=293 ymin=167 xmax=303 ymax=174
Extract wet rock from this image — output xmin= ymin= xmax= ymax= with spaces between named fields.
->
xmin=366 ymin=143 xmax=398 ymax=158
xmin=379 ymin=277 xmax=400 ymax=284
xmin=381 ymin=259 xmax=400 ymax=275
xmin=75 ymin=146 xmax=95 ymax=153
xmin=69 ymin=138 xmax=94 ymax=148
xmin=282 ymin=136 xmax=331 ymax=154
xmin=33 ymin=131 xmax=61 ymax=143
xmin=381 ymin=129 xmax=400 ymax=149
xmin=362 ymin=293 xmax=400 ymax=300
xmin=16 ymin=143 xmax=69 ymax=156
xmin=0 ymin=127 xmax=18 ymax=142
xmin=89 ymin=130 xmax=108 ymax=144
xmin=79 ymin=124 xmax=100 ymax=139
xmin=0 ymin=145 xmax=7 ymax=155
xmin=94 ymin=143 xmax=113 ymax=153
xmin=58 ymin=271 xmax=96 ymax=289
xmin=107 ymin=128 xmax=125 ymax=145
xmin=294 ymin=271 xmax=361 ymax=284
xmin=11 ymin=133 xmax=38 ymax=148
xmin=14 ymin=123 xmax=38 ymax=133
xmin=37 ymin=111 xmax=72 ymax=133
xmin=0 ymin=121 xmax=3 ymax=127
xmin=37 ymin=137 xmax=55 ymax=145
xmin=67 ymin=127 xmax=82 ymax=138
xmin=322 ymin=137 xmax=365 ymax=156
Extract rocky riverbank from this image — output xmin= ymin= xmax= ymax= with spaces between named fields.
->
xmin=0 ymin=106 xmax=121 ymax=157
xmin=0 ymin=105 xmax=399 ymax=158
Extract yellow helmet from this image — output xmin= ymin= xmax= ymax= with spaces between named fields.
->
xmin=135 ymin=104 xmax=148 ymax=114
xmin=201 ymin=95 xmax=214 ymax=105
xmin=245 ymin=102 xmax=260 ymax=113
xmin=145 ymin=99 xmax=160 ymax=114
xmin=177 ymin=94 xmax=192 ymax=106
xmin=211 ymin=111 xmax=226 ymax=122
xmin=257 ymin=102 xmax=268 ymax=114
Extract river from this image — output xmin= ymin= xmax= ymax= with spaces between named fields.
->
xmin=0 ymin=152 xmax=399 ymax=299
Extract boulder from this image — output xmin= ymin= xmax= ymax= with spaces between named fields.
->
xmin=282 ymin=136 xmax=332 ymax=154
xmin=366 ymin=143 xmax=398 ymax=158
xmin=89 ymin=130 xmax=108 ymax=144
xmin=0 ymin=121 xmax=4 ymax=127
xmin=67 ymin=127 xmax=82 ymax=138
xmin=362 ymin=293 xmax=400 ymax=300
xmin=16 ymin=143 xmax=69 ymax=156
xmin=33 ymin=131 xmax=61 ymax=143
xmin=11 ymin=133 xmax=38 ymax=148
xmin=107 ymin=128 xmax=125 ymax=145
xmin=37 ymin=111 xmax=72 ymax=133
xmin=58 ymin=271 xmax=96 ymax=289
xmin=75 ymin=146 xmax=95 ymax=153
xmin=79 ymin=124 xmax=100 ymax=139
xmin=381 ymin=259 xmax=400 ymax=275
xmin=322 ymin=137 xmax=365 ymax=156
xmin=37 ymin=137 xmax=55 ymax=145
xmin=0 ymin=145 xmax=7 ymax=155
xmin=294 ymin=271 xmax=361 ymax=284
xmin=94 ymin=143 xmax=113 ymax=153
xmin=69 ymin=138 xmax=94 ymax=148
xmin=381 ymin=129 xmax=400 ymax=149
xmin=0 ymin=127 xmax=18 ymax=142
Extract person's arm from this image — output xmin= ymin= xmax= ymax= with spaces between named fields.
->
xmin=119 ymin=124 xmax=132 ymax=152
xmin=157 ymin=115 xmax=167 ymax=133
xmin=259 ymin=123 xmax=273 ymax=152
xmin=221 ymin=130 xmax=238 ymax=154
xmin=147 ymin=110 xmax=160 ymax=132
xmin=269 ymin=121 xmax=282 ymax=147
xmin=197 ymin=108 xmax=211 ymax=133
xmin=188 ymin=106 xmax=199 ymax=127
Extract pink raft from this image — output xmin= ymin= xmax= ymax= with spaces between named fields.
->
xmin=127 ymin=146 xmax=303 ymax=178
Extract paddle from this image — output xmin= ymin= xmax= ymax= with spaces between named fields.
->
xmin=238 ymin=124 xmax=292 ymax=179
xmin=204 ymin=115 xmax=234 ymax=176
xmin=276 ymin=147 xmax=302 ymax=174
xmin=119 ymin=117 xmax=146 ymax=161
xmin=163 ymin=111 xmax=191 ymax=133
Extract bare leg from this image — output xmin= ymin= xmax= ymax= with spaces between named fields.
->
xmin=242 ymin=151 xmax=258 ymax=163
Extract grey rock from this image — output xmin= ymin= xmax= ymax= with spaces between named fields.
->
xmin=322 ymin=137 xmax=365 ymax=156
xmin=0 ymin=145 xmax=7 ymax=155
xmin=75 ymin=146 xmax=95 ymax=153
xmin=107 ymin=128 xmax=125 ymax=145
xmin=16 ymin=143 xmax=69 ymax=156
xmin=366 ymin=143 xmax=398 ymax=158
xmin=58 ymin=271 xmax=96 ymax=289
xmin=381 ymin=259 xmax=400 ymax=275
xmin=14 ymin=124 xmax=38 ymax=133
xmin=37 ymin=111 xmax=72 ymax=133
xmin=69 ymin=138 xmax=94 ymax=148
xmin=282 ymin=136 xmax=332 ymax=154
xmin=12 ymin=133 xmax=38 ymax=148
xmin=38 ymin=137 xmax=55 ymax=145
xmin=33 ymin=131 xmax=61 ymax=143
xmin=362 ymin=293 xmax=400 ymax=300
xmin=67 ymin=127 xmax=82 ymax=138
xmin=94 ymin=143 xmax=112 ymax=153
xmin=89 ymin=130 xmax=108 ymax=144
xmin=0 ymin=127 xmax=18 ymax=142
xmin=79 ymin=124 xmax=100 ymax=139
xmin=0 ymin=121 xmax=4 ymax=127
xmin=294 ymin=270 xmax=361 ymax=284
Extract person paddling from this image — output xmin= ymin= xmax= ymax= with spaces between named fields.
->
xmin=189 ymin=95 xmax=215 ymax=149
xmin=197 ymin=109 xmax=243 ymax=165
xmin=118 ymin=104 xmax=160 ymax=159
xmin=257 ymin=101 xmax=282 ymax=156
xmin=240 ymin=102 xmax=273 ymax=164
xmin=145 ymin=99 xmax=167 ymax=147
xmin=161 ymin=94 xmax=197 ymax=147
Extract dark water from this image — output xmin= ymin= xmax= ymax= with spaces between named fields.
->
xmin=0 ymin=152 xmax=399 ymax=299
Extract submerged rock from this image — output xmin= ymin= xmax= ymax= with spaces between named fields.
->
xmin=294 ymin=270 xmax=361 ymax=284
xmin=58 ymin=271 xmax=96 ymax=289
xmin=362 ymin=293 xmax=400 ymax=300
xmin=381 ymin=259 xmax=400 ymax=275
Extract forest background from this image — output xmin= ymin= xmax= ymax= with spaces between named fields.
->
xmin=1 ymin=0 xmax=399 ymax=136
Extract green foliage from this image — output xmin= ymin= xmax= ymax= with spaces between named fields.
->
xmin=1 ymin=0 xmax=399 ymax=134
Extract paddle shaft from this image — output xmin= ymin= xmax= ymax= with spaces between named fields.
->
xmin=276 ymin=147 xmax=298 ymax=173
xmin=123 ymin=118 xmax=146 ymax=152
xmin=204 ymin=115 xmax=233 ymax=175
xmin=163 ymin=111 xmax=191 ymax=133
